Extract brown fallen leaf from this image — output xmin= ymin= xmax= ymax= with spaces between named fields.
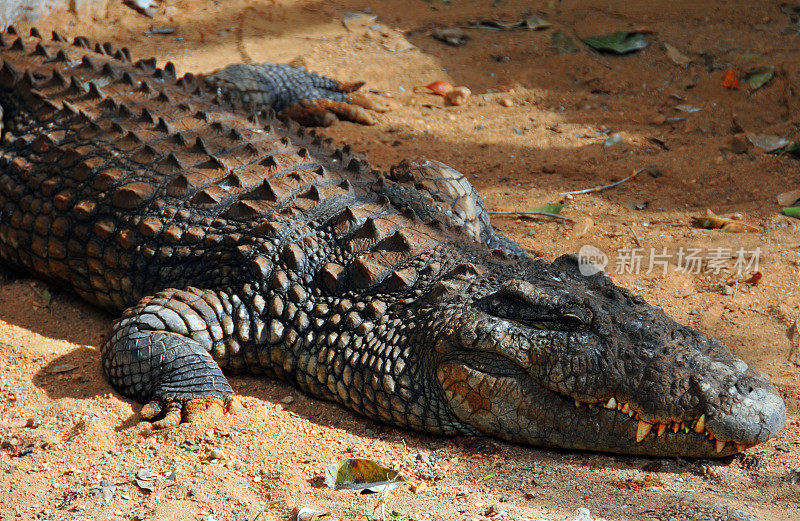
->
xmin=414 ymin=81 xmax=453 ymax=96
xmin=664 ymin=43 xmax=690 ymax=67
xmin=777 ymin=189 xmax=800 ymax=207
xmin=692 ymin=209 xmax=760 ymax=232
xmin=742 ymin=271 xmax=762 ymax=285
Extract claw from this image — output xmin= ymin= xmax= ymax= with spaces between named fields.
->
xmin=140 ymin=396 xmax=230 ymax=430
xmin=140 ymin=400 xmax=163 ymax=420
xmin=151 ymin=400 xmax=183 ymax=430
xmin=281 ymin=99 xmax=376 ymax=126
xmin=348 ymin=92 xmax=396 ymax=113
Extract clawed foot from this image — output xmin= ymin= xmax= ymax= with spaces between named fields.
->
xmin=203 ymin=62 xmax=393 ymax=127
xmin=140 ymin=395 xmax=239 ymax=429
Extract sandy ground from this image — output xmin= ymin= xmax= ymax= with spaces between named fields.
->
xmin=2 ymin=1 xmax=800 ymax=520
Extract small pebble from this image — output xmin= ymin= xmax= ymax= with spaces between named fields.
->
xmin=207 ymin=449 xmax=226 ymax=461
xmin=485 ymin=503 xmax=505 ymax=517
xmin=573 ymin=508 xmax=593 ymax=521
xmin=445 ymin=86 xmax=471 ymax=106
xmin=291 ymin=506 xmax=321 ymax=521
xmin=498 ymin=97 xmax=513 ymax=107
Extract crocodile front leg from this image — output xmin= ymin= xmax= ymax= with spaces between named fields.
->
xmin=202 ymin=62 xmax=386 ymax=126
xmin=102 ymin=287 xmax=237 ymax=428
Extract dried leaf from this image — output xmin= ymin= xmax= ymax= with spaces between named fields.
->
xmin=468 ymin=18 xmax=548 ymax=31
xmin=742 ymin=272 xmax=762 ymax=285
xmin=135 ymin=468 xmax=158 ymax=492
xmin=572 ymin=216 xmax=594 ymax=237
xmin=777 ymin=189 xmax=800 ymax=206
xmin=342 ymin=12 xmax=377 ymax=32
xmin=664 ymin=43 xmax=691 ymax=67
xmin=692 ymin=209 xmax=760 ymax=232
xmin=100 ymin=479 xmax=115 ymax=503
xmin=722 ymin=69 xmax=740 ymax=89
xmin=418 ymin=81 xmax=453 ymax=96
xmin=747 ymin=134 xmax=791 ymax=152
xmin=290 ymin=507 xmax=329 ymax=521
xmin=432 ymin=28 xmax=469 ymax=46
xmin=123 ymin=0 xmax=157 ymax=17
xmin=674 ymin=104 xmax=702 ymax=113
xmin=523 ymin=16 xmax=551 ymax=30
xmin=581 ymin=32 xmax=648 ymax=55
xmin=744 ymin=66 xmax=775 ymax=90
xmin=323 ymin=458 xmax=404 ymax=492
xmin=47 ymin=363 xmax=77 ymax=374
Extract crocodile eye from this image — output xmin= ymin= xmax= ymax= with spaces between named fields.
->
xmin=560 ymin=313 xmax=587 ymax=330
xmin=477 ymin=294 xmax=589 ymax=331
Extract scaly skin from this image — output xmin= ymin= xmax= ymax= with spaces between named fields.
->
xmin=0 ymin=28 xmax=786 ymax=457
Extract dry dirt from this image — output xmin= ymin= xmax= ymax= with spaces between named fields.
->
xmin=2 ymin=1 xmax=800 ymax=520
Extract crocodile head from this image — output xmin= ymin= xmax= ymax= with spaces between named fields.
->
xmin=432 ymin=252 xmax=785 ymax=457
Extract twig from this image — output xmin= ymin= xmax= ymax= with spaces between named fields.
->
xmin=627 ymin=224 xmax=642 ymax=247
xmin=488 ymin=210 xmax=574 ymax=222
xmin=559 ymin=168 xmax=645 ymax=196
xmin=788 ymin=312 xmax=800 ymax=365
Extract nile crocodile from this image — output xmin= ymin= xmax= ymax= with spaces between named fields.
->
xmin=0 ymin=27 xmax=786 ymax=457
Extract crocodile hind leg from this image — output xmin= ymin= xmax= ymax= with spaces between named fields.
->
xmin=102 ymin=287 xmax=238 ymax=429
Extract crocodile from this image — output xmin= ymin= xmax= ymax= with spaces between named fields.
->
xmin=0 ymin=27 xmax=786 ymax=457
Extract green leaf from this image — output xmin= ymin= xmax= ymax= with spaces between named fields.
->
xmin=744 ymin=66 xmax=775 ymax=90
xmin=178 ymin=442 xmax=200 ymax=453
xmin=529 ymin=204 xmax=564 ymax=214
xmin=581 ymin=31 xmax=648 ymax=55
xmin=482 ymin=473 xmax=496 ymax=480
xmin=783 ymin=206 xmax=800 ymax=218
xmin=324 ymin=458 xmax=404 ymax=492
xmin=551 ymin=30 xmax=576 ymax=55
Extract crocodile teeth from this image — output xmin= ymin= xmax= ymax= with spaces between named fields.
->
xmin=574 ymin=398 xmax=581 ymax=408
xmin=636 ymin=421 xmax=653 ymax=442
xmin=620 ymin=402 xmax=630 ymax=414
xmin=672 ymin=422 xmax=680 ymax=433
xmin=605 ymin=397 xmax=617 ymax=409
xmin=656 ymin=423 xmax=667 ymax=437
xmin=715 ymin=440 xmax=726 ymax=453
xmin=735 ymin=443 xmax=747 ymax=452
xmin=693 ymin=414 xmax=706 ymax=433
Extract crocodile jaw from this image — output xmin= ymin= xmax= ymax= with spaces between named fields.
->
xmin=437 ymin=359 xmax=783 ymax=457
